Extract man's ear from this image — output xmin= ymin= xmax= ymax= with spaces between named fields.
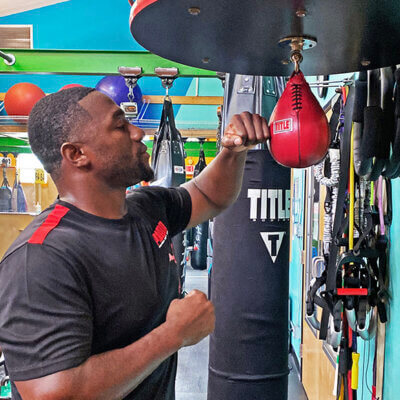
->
xmin=60 ymin=142 xmax=90 ymax=168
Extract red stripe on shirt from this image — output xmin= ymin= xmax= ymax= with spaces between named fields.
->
xmin=28 ymin=205 xmax=70 ymax=245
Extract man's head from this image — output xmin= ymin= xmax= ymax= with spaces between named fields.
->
xmin=28 ymin=87 xmax=153 ymax=187
xmin=28 ymin=87 xmax=95 ymax=177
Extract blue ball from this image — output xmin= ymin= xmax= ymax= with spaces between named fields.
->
xmin=95 ymin=75 xmax=143 ymax=110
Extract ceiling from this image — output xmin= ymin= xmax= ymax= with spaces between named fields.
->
xmin=0 ymin=0 xmax=69 ymax=18
xmin=131 ymin=0 xmax=400 ymax=76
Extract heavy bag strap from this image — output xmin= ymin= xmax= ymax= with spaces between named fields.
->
xmin=161 ymin=98 xmax=178 ymax=136
xmin=162 ymin=98 xmax=185 ymax=149
xmin=194 ymin=142 xmax=207 ymax=177
xmin=320 ymin=86 xmax=356 ymax=340
xmin=159 ymin=98 xmax=173 ymax=138
xmin=1 ymin=174 xmax=9 ymax=188
xmin=330 ymin=95 xmax=343 ymax=147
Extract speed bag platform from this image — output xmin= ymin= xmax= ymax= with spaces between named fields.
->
xmin=208 ymin=150 xmax=290 ymax=400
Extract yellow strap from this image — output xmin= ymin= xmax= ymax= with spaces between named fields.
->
xmin=339 ymin=377 xmax=345 ymax=400
xmin=370 ymin=181 xmax=374 ymax=206
xmin=351 ymin=352 xmax=360 ymax=390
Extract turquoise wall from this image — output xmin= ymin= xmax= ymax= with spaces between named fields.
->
xmin=0 ymin=0 xmax=138 ymax=51
xmin=289 ymin=168 xmax=305 ymax=362
xmin=383 ymin=179 xmax=400 ymax=400
xmin=0 ymin=0 xmax=222 ymax=128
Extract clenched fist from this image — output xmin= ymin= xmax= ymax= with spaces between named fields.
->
xmin=221 ymin=112 xmax=270 ymax=152
xmin=165 ymin=290 xmax=215 ymax=347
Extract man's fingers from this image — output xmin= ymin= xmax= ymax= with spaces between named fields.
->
xmin=234 ymin=137 xmax=243 ymax=146
xmin=261 ymin=117 xmax=270 ymax=140
xmin=222 ymin=113 xmax=269 ymax=150
xmin=186 ymin=289 xmax=207 ymax=299
xmin=252 ymin=114 xmax=265 ymax=143
xmin=221 ymin=134 xmax=243 ymax=147
xmin=239 ymin=112 xmax=256 ymax=145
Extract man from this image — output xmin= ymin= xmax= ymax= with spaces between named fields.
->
xmin=0 ymin=87 xmax=269 ymax=399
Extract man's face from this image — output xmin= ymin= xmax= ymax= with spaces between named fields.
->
xmin=78 ymin=91 xmax=154 ymax=188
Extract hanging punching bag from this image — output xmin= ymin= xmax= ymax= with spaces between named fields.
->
xmin=152 ymin=98 xmax=186 ymax=187
xmin=208 ymin=74 xmax=290 ymax=400
xmin=191 ymin=143 xmax=208 ymax=270
xmin=0 ymin=169 xmax=12 ymax=213
xmin=151 ymin=98 xmax=186 ymax=285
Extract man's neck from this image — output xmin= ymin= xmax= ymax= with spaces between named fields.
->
xmin=57 ymin=181 xmax=128 ymax=219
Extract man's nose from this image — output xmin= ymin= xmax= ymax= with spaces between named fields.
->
xmin=130 ymin=124 xmax=145 ymax=141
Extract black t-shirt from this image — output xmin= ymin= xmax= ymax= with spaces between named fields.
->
xmin=0 ymin=186 xmax=192 ymax=400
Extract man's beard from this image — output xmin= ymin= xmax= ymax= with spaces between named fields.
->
xmin=136 ymin=158 xmax=154 ymax=183
xmin=101 ymin=156 xmax=154 ymax=188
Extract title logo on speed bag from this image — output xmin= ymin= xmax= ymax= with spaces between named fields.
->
xmin=273 ymin=118 xmax=293 ymax=134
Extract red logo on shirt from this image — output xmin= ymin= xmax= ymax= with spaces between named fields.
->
xmin=152 ymin=221 xmax=168 ymax=248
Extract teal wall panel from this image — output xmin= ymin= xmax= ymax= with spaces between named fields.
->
xmin=356 ymin=338 xmax=376 ymax=400
xmin=0 ymin=0 xmax=138 ymax=51
xmin=384 ymin=179 xmax=400 ymax=400
xmin=0 ymin=0 xmax=223 ymax=128
xmin=289 ymin=168 xmax=305 ymax=362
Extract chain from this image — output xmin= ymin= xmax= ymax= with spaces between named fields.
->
xmin=124 ymin=77 xmax=137 ymax=102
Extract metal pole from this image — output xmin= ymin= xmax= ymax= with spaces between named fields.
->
xmin=0 ymin=51 xmax=15 ymax=66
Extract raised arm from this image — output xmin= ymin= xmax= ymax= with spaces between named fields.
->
xmin=15 ymin=290 xmax=214 ymax=400
xmin=183 ymin=112 xmax=269 ymax=228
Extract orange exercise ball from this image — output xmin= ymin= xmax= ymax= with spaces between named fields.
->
xmin=59 ymin=83 xmax=84 ymax=91
xmin=4 ymin=83 xmax=46 ymax=119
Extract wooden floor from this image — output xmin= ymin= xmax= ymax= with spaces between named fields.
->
xmin=175 ymin=268 xmax=308 ymax=400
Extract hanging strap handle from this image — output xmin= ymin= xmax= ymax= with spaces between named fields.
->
xmin=164 ymin=98 xmax=177 ymax=130
xmin=1 ymin=168 xmax=9 ymax=187
xmin=156 ymin=98 xmax=172 ymax=142
xmin=163 ymin=97 xmax=183 ymax=143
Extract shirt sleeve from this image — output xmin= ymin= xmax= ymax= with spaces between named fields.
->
xmin=0 ymin=243 xmax=93 ymax=381
xmin=128 ymin=186 xmax=192 ymax=237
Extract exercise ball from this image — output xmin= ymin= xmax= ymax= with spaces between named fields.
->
xmin=4 ymin=83 xmax=45 ymax=119
xmin=95 ymin=75 xmax=142 ymax=109
xmin=59 ymin=83 xmax=84 ymax=91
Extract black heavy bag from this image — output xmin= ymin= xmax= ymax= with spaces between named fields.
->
xmin=151 ymin=98 xmax=186 ymax=282
xmin=152 ymin=98 xmax=186 ymax=188
xmin=0 ymin=169 xmax=12 ymax=212
xmin=191 ymin=144 xmax=208 ymax=270
xmin=208 ymin=150 xmax=290 ymax=400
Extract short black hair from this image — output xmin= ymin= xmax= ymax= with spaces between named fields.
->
xmin=28 ymin=86 xmax=95 ymax=176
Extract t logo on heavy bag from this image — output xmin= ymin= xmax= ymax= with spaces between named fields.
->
xmin=269 ymin=71 xmax=330 ymax=168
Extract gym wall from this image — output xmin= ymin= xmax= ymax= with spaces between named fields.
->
xmin=0 ymin=0 xmax=222 ymax=128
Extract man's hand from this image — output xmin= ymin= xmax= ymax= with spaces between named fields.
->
xmin=165 ymin=290 xmax=215 ymax=347
xmin=15 ymin=290 xmax=214 ymax=400
xmin=221 ymin=112 xmax=270 ymax=152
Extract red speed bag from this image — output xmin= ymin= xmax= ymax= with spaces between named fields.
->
xmin=269 ymin=71 xmax=330 ymax=168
